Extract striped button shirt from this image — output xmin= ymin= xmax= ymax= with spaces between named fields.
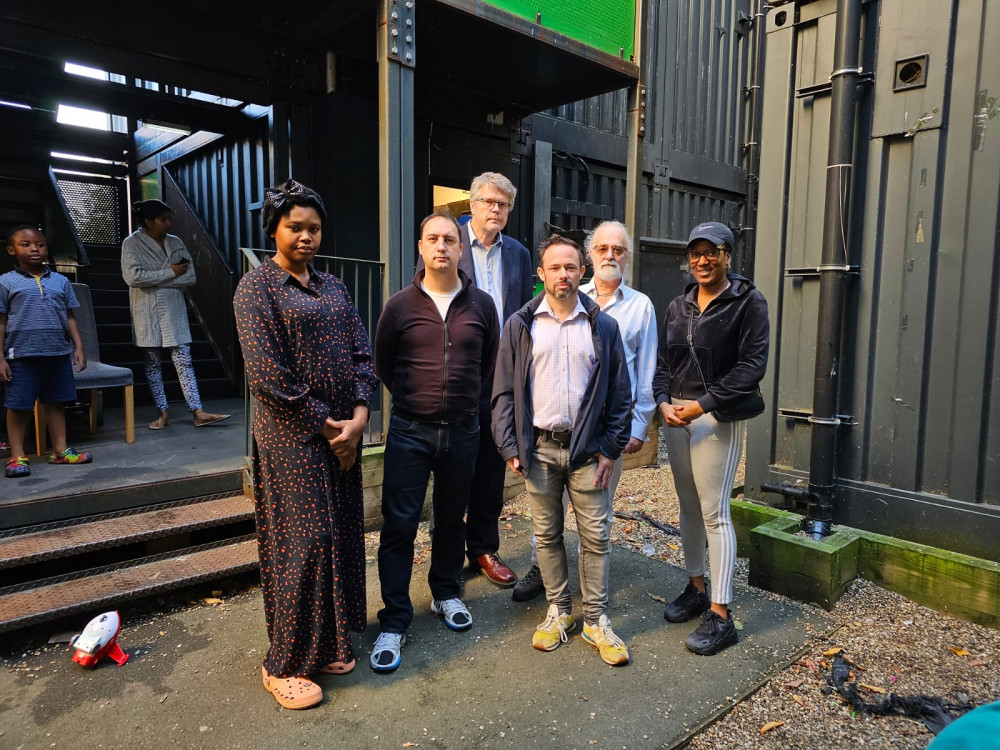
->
xmin=468 ymin=222 xmax=504 ymax=323
xmin=581 ymin=280 xmax=658 ymax=441
xmin=530 ymin=296 xmax=596 ymax=430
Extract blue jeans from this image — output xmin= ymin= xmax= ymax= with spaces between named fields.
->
xmin=525 ymin=432 xmax=612 ymax=624
xmin=377 ymin=413 xmax=479 ymax=633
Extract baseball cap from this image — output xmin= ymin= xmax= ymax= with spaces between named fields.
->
xmin=687 ymin=222 xmax=734 ymax=249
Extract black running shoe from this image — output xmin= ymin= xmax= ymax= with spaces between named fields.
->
xmin=663 ymin=582 xmax=710 ymax=623
xmin=684 ymin=609 xmax=738 ymax=656
xmin=512 ymin=564 xmax=544 ymax=602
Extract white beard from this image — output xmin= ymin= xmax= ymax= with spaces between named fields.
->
xmin=594 ymin=264 xmax=623 ymax=282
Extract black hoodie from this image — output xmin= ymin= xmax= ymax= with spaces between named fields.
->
xmin=652 ymin=273 xmax=769 ymax=414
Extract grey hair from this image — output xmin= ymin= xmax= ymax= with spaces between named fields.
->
xmin=469 ymin=172 xmax=517 ymax=209
xmin=584 ymin=220 xmax=633 ymax=257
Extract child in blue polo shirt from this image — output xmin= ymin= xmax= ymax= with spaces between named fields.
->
xmin=0 ymin=225 xmax=93 ymax=478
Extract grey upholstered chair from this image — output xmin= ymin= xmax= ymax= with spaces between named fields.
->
xmin=33 ymin=283 xmax=135 ymax=454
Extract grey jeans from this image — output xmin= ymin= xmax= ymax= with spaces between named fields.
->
xmin=524 ymin=433 xmax=613 ymax=624
xmin=529 ymin=455 xmax=623 ymax=567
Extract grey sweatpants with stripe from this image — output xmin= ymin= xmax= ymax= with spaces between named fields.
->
xmin=661 ymin=398 xmax=743 ymax=605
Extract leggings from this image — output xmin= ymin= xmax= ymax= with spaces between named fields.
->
xmin=661 ymin=398 xmax=743 ymax=605
xmin=143 ymin=346 xmax=203 ymax=413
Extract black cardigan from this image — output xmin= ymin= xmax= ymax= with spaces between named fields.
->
xmin=652 ymin=274 xmax=769 ymax=414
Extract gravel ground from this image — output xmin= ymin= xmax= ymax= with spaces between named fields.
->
xmin=461 ymin=438 xmax=1000 ymax=749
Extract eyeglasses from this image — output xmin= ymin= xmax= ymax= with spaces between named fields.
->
xmin=592 ymin=244 xmax=628 ymax=258
xmin=687 ymin=245 xmax=726 ymax=261
xmin=473 ymin=198 xmax=512 ymax=211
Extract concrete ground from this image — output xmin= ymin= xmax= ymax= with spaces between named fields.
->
xmin=0 ymin=516 xmax=832 ymax=750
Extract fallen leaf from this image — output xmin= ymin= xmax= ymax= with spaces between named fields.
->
xmin=950 ymin=647 xmax=971 ymax=657
xmin=648 ymin=593 xmax=667 ymax=604
xmin=859 ymin=683 xmax=886 ymax=694
xmin=785 ymin=679 xmax=805 ymax=689
xmin=820 ymin=660 xmax=828 ymax=669
xmin=501 ymin=523 xmax=513 ymax=531
xmin=667 ymin=543 xmax=679 ymax=551
xmin=202 ymin=597 xmax=223 ymax=606
xmin=804 ymin=658 xmax=819 ymax=675
xmin=792 ymin=695 xmax=805 ymax=707
xmin=759 ymin=721 xmax=785 ymax=734
xmin=733 ymin=619 xmax=744 ymax=631
xmin=823 ymin=647 xmax=843 ymax=657
xmin=971 ymin=661 xmax=986 ymax=667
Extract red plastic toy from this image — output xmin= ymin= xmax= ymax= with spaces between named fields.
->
xmin=70 ymin=611 xmax=129 ymax=667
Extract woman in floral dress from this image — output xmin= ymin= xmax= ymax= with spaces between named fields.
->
xmin=234 ymin=180 xmax=378 ymax=709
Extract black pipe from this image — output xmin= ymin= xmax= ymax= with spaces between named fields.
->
xmin=806 ymin=0 xmax=863 ymax=540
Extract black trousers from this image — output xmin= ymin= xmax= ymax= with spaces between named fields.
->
xmin=465 ymin=406 xmax=507 ymax=561
xmin=377 ymin=413 xmax=479 ymax=633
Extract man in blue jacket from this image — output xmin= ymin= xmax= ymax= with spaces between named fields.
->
xmin=491 ymin=234 xmax=633 ymax=666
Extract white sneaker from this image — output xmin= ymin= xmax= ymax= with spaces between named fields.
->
xmin=370 ymin=631 xmax=405 ymax=672
xmin=432 ymin=598 xmax=473 ymax=630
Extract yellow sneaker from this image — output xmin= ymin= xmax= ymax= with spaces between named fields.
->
xmin=582 ymin=615 xmax=630 ymax=665
xmin=532 ymin=603 xmax=577 ymax=651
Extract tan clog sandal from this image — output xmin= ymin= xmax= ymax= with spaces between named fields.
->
xmin=318 ymin=659 xmax=355 ymax=675
xmin=262 ymin=666 xmax=323 ymax=709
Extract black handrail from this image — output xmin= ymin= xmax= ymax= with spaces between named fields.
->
xmin=240 ymin=248 xmax=385 ymax=447
xmin=161 ymin=168 xmax=239 ymax=388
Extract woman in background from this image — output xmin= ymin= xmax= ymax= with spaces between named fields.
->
xmin=121 ymin=199 xmax=229 ymax=429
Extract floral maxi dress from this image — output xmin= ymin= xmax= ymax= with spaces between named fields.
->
xmin=233 ymin=257 xmax=378 ymax=678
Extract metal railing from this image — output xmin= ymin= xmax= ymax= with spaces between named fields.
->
xmin=162 ymin=168 xmax=240 ymax=388
xmin=239 ymin=248 xmax=384 ymax=449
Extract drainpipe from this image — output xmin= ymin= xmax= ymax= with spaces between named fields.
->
xmin=762 ymin=0 xmax=862 ymax=540
xmin=805 ymin=0 xmax=863 ymax=539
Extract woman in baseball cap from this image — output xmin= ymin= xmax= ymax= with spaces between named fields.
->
xmin=652 ymin=220 xmax=770 ymax=656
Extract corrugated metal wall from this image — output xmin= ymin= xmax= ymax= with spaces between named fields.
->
xmin=169 ymin=121 xmax=271 ymax=268
xmin=538 ymin=0 xmax=752 ymax=237
xmin=746 ymin=0 xmax=1000 ymax=561
xmin=527 ymin=0 xmax=754 ymax=315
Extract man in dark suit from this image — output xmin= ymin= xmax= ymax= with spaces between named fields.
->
xmin=421 ymin=172 xmax=534 ymax=586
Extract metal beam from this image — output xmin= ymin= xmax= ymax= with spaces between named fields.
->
xmin=378 ymin=0 xmax=415 ymax=298
xmin=0 ymin=6 xmax=326 ymax=104
xmin=0 ymin=59 xmax=255 ymax=135
xmin=533 ymin=140 xmax=553 ymax=249
xmin=624 ymin=0 xmax=647 ymax=288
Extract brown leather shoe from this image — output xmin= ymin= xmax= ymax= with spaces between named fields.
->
xmin=474 ymin=553 xmax=516 ymax=587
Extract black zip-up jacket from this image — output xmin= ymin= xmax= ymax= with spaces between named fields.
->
xmin=491 ymin=291 xmax=632 ymax=471
xmin=652 ymin=273 xmax=769 ymax=413
xmin=374 ymin=269 xmax=499 ymax=421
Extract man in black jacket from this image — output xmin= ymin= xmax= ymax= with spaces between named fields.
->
xmin=420 ymin=172 xmax=534 ymax=587
xmin=492 ymin=235 xmax=633 ymax=666
xmin=371 ymin=212 xmax=500 ymax=673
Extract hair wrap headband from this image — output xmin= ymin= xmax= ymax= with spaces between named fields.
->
xmin=264 ymin=179 xmax=326 ymax=214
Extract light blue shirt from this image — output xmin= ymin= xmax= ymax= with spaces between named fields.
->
xmin=530 ymin=296 xmax=595 ymax=431
xmin=581 ymin=279 xmax=658 ymax=442
xmin=468 ymin=222 xmax=504 ymax=322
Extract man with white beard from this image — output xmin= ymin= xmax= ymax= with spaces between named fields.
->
xmin=512 ymin=220 xmax=659 ymax=602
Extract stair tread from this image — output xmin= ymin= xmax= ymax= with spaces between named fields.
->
xmin=0 ymin=495 xmax=254 ymax=569
xmin=0 ymin=538 xmax=259 ymax=633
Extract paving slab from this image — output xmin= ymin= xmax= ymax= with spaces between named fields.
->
xmin=0 ymin=517 xmax=832 ymax=750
